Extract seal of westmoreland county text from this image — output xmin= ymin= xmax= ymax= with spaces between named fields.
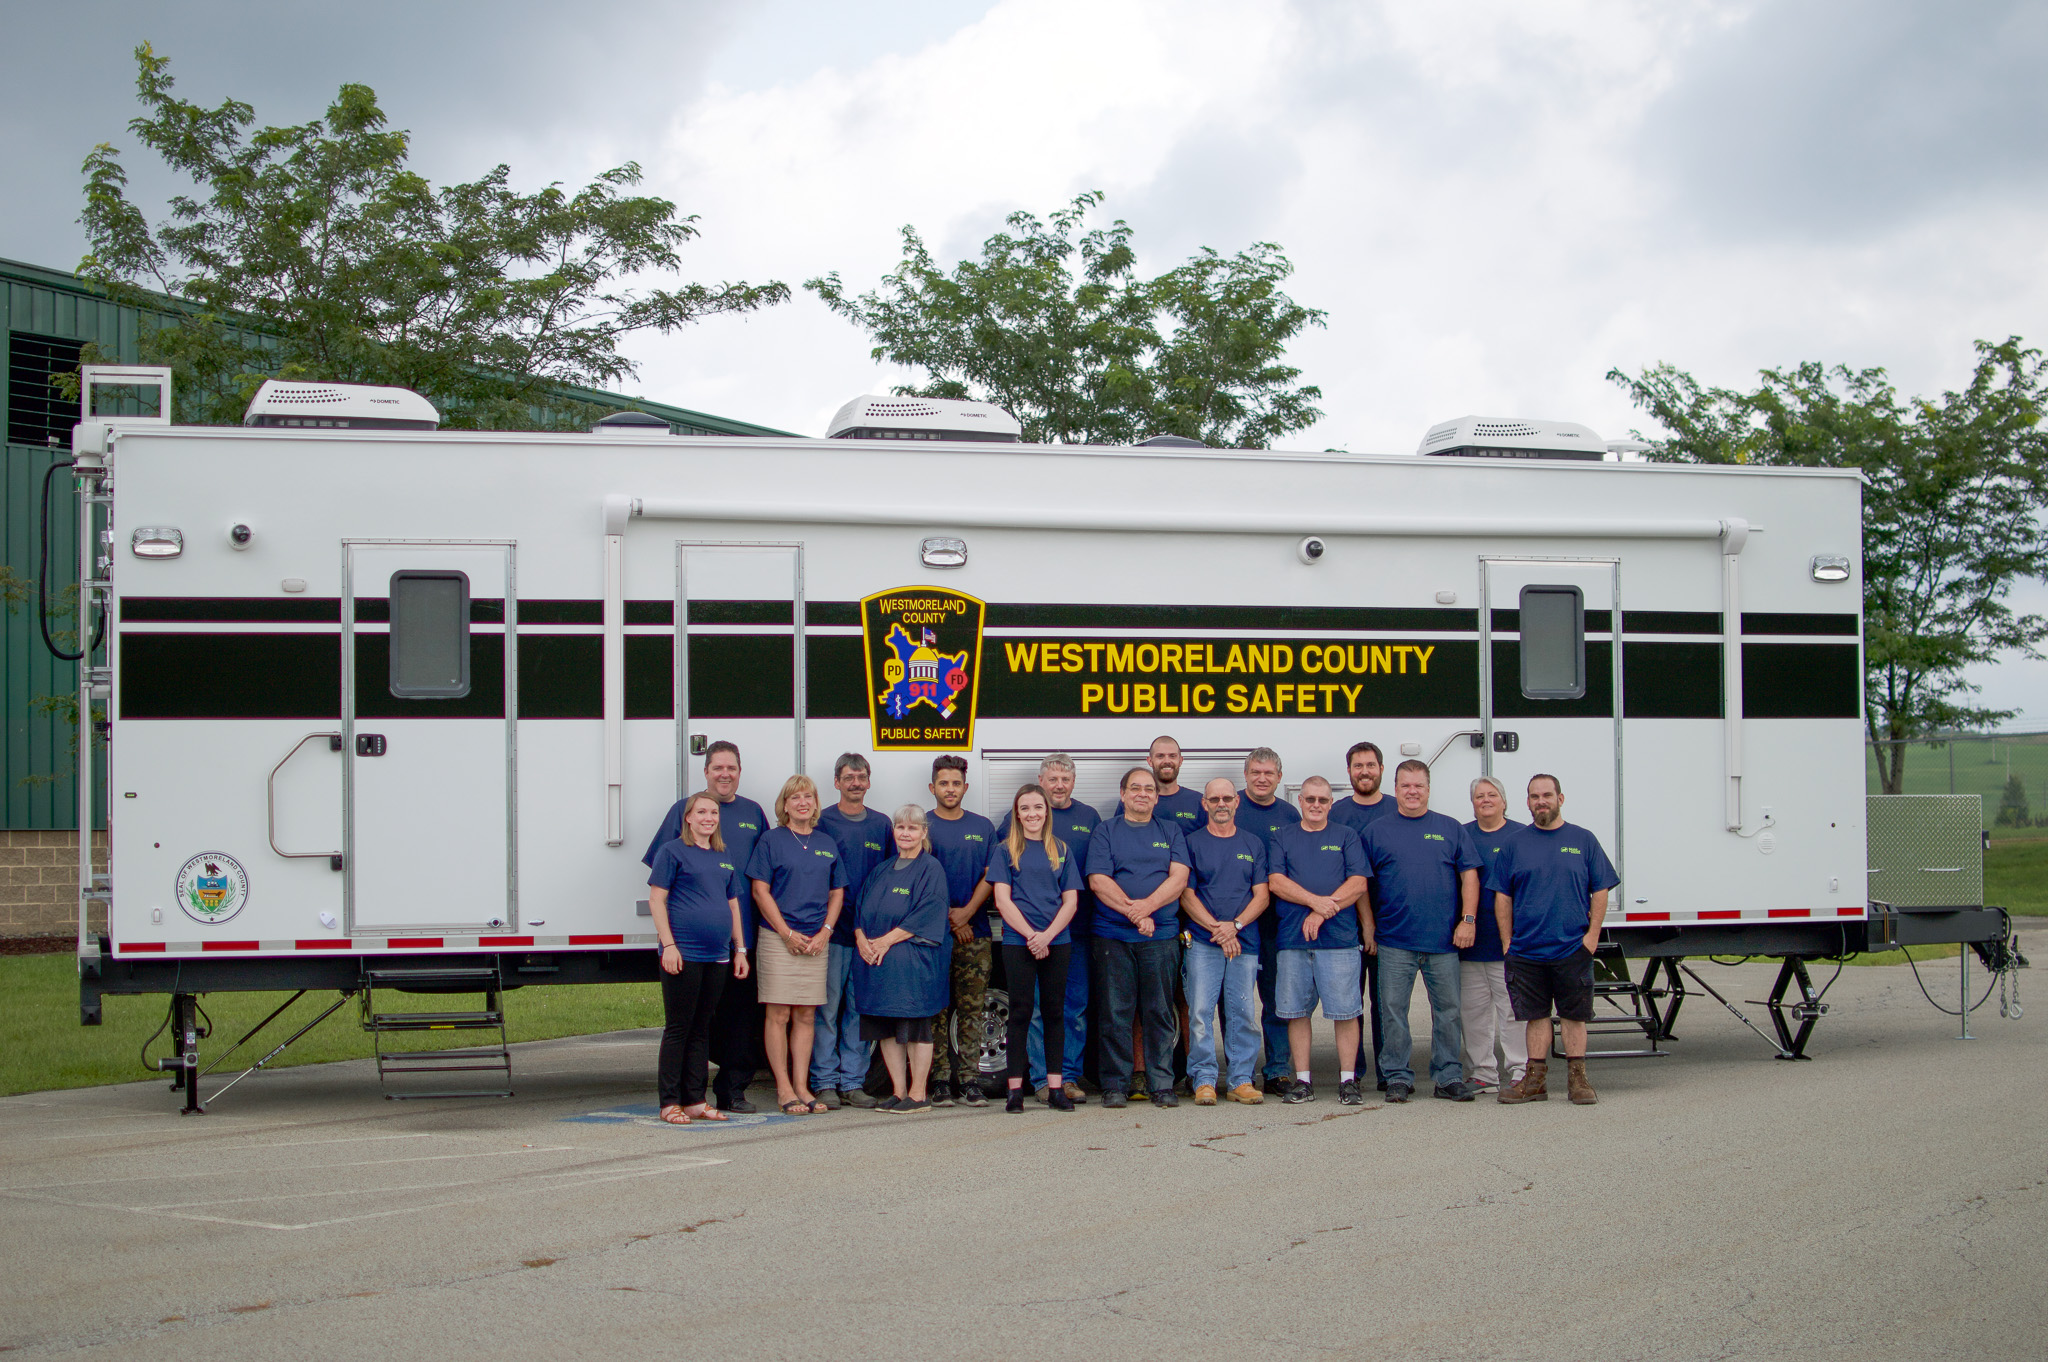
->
xmin=175 ymin=852 xmax=250 ymax=925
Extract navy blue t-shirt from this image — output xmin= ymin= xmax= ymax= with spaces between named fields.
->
xmin=1360 ymin=810 xmax=1482 ymax=955
xmin=999 ymin=798 xmax=1101 ymax=938
xmin=644 ymin=793 xmax=769 ymax=946
xmin=1460 ymin=818 xmax=1524 ymax=962
xmin=926 ymin=809 xmax=998 ymax=935
xmin=744 ymin=825 xmax=848 ymax=937
xmin=985 ymin=837 xmax=1083 ymax=943
xmin=646 ymin=840 xmax=745 ymax=963
xmin=1183 ymin=826 xmax=1269 ymax=951
xmin=1486 ymin=821 xmax=1619 ymax=962
xmin=1235 ymin=793 xmax=1300 ymax=850
xmin=1328 ymin=794 xmax=1395 ymax=840
xmin=1269 ymin=821 xmax=1370 ymax=951
xmin=1085 ymin=816 xmax=1190 ymax=941
xmin=1117 ymin=786 xmax=1206 ymax=840
xmin=818 ymin=804 xmax=894 ymax=946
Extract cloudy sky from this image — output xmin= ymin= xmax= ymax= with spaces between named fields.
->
xmin=7 ymin=0 xmax=2048 ymax=720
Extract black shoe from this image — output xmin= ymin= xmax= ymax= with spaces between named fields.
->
xmin=1005 ymin=1089 xmax=1027 ymax=1113
xmin=1151 ymin=1090 xmax=1178 ymax=1108
xmin=1338 ymin=1078 xmax=1364 ymax=1105
xmin=717 ymin=1096 xmax=756 ymax=1115
xmin=1174 ymin=1077 xmax=1195 ymax=1097
xmin=1283 ymin=1080 xmax=1316 ymax=1104
xmin=896 ymin=1095 xmax=932 ymax=1114
xmin=1101 ymin=1090 xmax=1129 ymax=1109
xmin=930 ymin=1081 xmax=955 ymax=1107
xmin=875 ymin=1095 xmax=903 ymax=1113
xmin=1376 ymin=1079 xmax=1389 ymax=1092
xmin=959 ymin=1081 xmax=988 ymax=1108
xmin=1386 ymin=1082 xmax=1412 ymax=1104
xmin=1264 ymin=1075 xmax=1291 ymax=1097
xmin=1433 ymin=1080 xmax=1479 ymax=1102
xmin=1048 ymin=1087 xmax=1076 ymax=1112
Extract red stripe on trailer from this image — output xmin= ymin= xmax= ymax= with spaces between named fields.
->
xmin=479 ymin=935 xmax=534 ymax=947
xmin=390 ymin=938 xmax=443 ymax=949
xmin=120 ymin=941 xmax=167 ymax=953
xmin=569 ymin=934 xmax=625 ymax=945
xmin=1699 ymin=910 xmax=1740 ymax=919
xmin=1767 ymin=908 xmax=1810 ymax=918
xmin=1625 ymin=912 xmax=1670 ymax=922
xmin=201 ymin=940 xmax=260 ymax=951
xmin=295 ymin=939 xmax=352 ymax=949
xmin=1836 ymin=907 xmax=1863 ymax=916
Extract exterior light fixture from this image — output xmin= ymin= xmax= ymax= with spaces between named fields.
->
xmin=1810 ymin=555 xmax=1851 ymax=583
xmin=131 ymin=527 xmax=183 ymax=558
xmin=921 ymin=536 xmax=968 ymax=569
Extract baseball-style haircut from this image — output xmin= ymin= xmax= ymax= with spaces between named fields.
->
xmin=930 ymin=754 xmax=968 ymax=779
xmin=1529 ymin=772 xmax=1564 ymax=795
xmin=1345 ymin=741 xmax=1383 ymax=767
xmin=703 ymin=739 xmax=741 ymax=766
xmin=1149 ymin=735 xmax=1181 ymax=753
xmin=1120 ymin=766 xmax=1157 ymax=792
xmin=1244 ymin=746 xmax=1282 ymax=773
xmin=1469 ymin=775 xmax=1506 ymax=801
xmin=891 ymin=803 xmax=931 ymax=855
xmin=833 ymin=752 xmax=871 ymax=779
xmin=1040 ymin=752 xmax=1076 ymax=775
xmin=773 ymin=774 xmax=821 ymax=826
xmin=1300 ymin=775 xmax=1333 ymax=795
xmin=1394 ymin=759 xmax=1431 ymax=782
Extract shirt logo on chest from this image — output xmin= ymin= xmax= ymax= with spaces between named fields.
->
xmin=1423 ymin=833 xmax=1446 ymax=842
xmin=1560 ymin=846 xmax=1583 ymax=856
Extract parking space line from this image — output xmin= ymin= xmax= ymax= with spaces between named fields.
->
xmin=2 ymin=1145 xmax=582 ymax=1192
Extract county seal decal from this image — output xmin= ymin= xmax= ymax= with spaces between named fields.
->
xmin=174 ymin=852 xmax=250 ymax=926
xmin=861 ymin=586 xmax=986 ymax=752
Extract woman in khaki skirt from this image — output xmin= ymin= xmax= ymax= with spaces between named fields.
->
xmin=746 ymin=775 xmax=848 ymax=1115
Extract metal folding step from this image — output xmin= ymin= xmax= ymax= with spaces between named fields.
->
xmin=1548 ymin=944 xmax=1674 ymax=1060
xmin=359 ymin=966 xmax=513 ymax=1099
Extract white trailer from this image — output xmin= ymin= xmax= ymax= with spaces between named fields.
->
xmin=63 ymin=371 xmax=1893 ymax=1106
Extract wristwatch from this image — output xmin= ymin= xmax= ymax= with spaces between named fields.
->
xmin=1460 ymin=914 xmax=1476 ymax=923
xmin=1231 ymin=919 xmax=1244 ymax=930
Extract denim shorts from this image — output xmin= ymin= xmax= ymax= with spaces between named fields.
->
xmin=1275 ymin=948 xmax=1363 ymax=1021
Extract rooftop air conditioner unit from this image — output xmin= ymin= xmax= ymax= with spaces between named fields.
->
xmin=826 ymin=395 xmax=1021 ymax=443
xmin=1417 ymin=416 xmax=1605 ymax=461
xmin=243 ymin=380 xmax=440 ymax=430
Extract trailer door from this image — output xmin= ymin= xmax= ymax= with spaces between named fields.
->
xmin=676 ymin=542 xmax=806 ymax=795
xmin=1480 ymin=558 xmax=1622 ymax=870
xmin=344 ymin=542 xmax=517 ymax=935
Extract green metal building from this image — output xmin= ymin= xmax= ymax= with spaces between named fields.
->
xmin=1 ymin=254 xmax=790 ymax=834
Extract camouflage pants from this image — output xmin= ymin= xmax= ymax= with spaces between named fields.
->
xmin=932 ymin=936 xmax=992 ymax=1085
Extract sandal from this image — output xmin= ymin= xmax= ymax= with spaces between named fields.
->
xmin=779 ymin=1099 xmax=810 ymax=1115
xmin=685 ymin=1104 xmax=728 ymax=1121
xmin=659 ymin=1105 xmax=690 ymax=1125
xmin=806 ymin=1097 xmax=830 ymax=1113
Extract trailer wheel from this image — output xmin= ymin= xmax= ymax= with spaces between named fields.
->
xmin=978 ymin=987 xmax=1009 ymax=1081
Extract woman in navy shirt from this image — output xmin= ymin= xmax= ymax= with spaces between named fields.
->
xmin=747 ymin=775 xmax=847 ymax=1115
xmin=988 ymin=785 xmax=1082 ymax=1113
xmin=647 ymin=791 xmax=750 ymax=1125
xmin=854 ymin=806 xmax=952 ymax=1113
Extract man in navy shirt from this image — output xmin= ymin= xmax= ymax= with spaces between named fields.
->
xmin=1459 ymin=775 xmax=1526 ymax=1095
xmin=1180 ymin=778 xmax=1271 ymax=1105
xmin=814 ymin=753 xmax=893 ymax=1109
xmin=926 ymin=755 xmax=997 ymax=1107
xmin=1114 ymin=734 xmax=1205 ymax=837
xmin=999 ymin=753 xmax=1100 ymax=1106
xmin=1087 ymin=767 xmax=1190 ymax=1108
xmin=1359 ymin=760 xmax=1484 ymax=1104
xmin=644 ymin=741 xmax=770 ymax=1113
xmin=1329 ymin=740 xmax=1394 ymax=1092
xmin=1268 ymin=777 xmax=1372 ymax=1104
xmin=1235 ymin=747 xmax=1300 ymax=1094
xmin=1490 ymin=773 xmax=1617 ymax=1107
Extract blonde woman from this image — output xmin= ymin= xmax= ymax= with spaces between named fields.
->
xmin=647 ymin=790 xmax=750 ymax=1124
xmin=987 ymin=784 xmax=1082 ymax=1112
xmin=854 ymin=805 xmax=952 ymax=1113
xmin=746 ymin=775 xmax=847 ymax=1115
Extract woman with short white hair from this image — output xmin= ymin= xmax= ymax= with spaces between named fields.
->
xmin=853 ymin=805 xmax=953 ymax=1113
xmin=1460 ymin=775 xmax=1528 ymax=1093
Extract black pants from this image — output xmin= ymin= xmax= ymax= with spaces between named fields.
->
xmin=708 ymin=961 xmax=762 ymax=1106
xmin=1092 ymin=935 xmax=1178 ymax=1095
xmin=1002 ymin=941 xmax=1072 ymax=1082
xmin=658 ymin=960 xmax=727 ymax=1107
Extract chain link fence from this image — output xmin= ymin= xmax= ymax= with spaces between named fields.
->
xmin=1867 ymin=730 xmax=2048 ymax=826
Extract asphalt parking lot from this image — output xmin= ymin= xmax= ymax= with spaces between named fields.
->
xmin=1 ymin=953 xmax=2042 ymax=1362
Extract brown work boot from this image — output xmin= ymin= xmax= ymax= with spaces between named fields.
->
xmin=1497 ymin=1060 xmax=1549 ymax=1104
xmin=1567 ymin=1058 xmax=1597 ymax=1105
xmin=1193 ymin=1084 xmax=1218 ymax=1105
xmin=1227 ymin=1083 xmax=1264 ymax=1104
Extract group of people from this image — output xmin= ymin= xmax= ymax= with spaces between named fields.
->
xmin=640 ymin=735 xmax=1617 ymax=1123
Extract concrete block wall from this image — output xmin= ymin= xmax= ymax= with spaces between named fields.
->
xmin=0 ymin=831 xmax=107 ymax=937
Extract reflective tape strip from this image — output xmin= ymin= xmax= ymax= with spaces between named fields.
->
xmin=1766 ymin=908 xmax=1810 ymax=918
xmin=119 ymin=941 xmax=166 ymax=953
xmin=201 ymin=940 xmax=260 ymax=951
xmin=295 ymin=939 xmax=352 ymax=949
xmin=569 ymin=934 xmax=625 ymax=945
xmin=478 ymin=935 xmax=534 ymax=948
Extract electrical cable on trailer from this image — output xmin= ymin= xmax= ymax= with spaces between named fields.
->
xmin=1899 ymin=910 xmax=2028 ymax=1020
xmin=38 ymin=459 xmax=105 ymax=662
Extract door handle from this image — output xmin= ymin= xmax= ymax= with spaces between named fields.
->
xmin=268 ymin=732 xmax=344 ymax=870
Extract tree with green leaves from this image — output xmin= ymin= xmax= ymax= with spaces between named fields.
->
xmin=76 ymin=44 xmax=787 ymax=428
xmin=806 ymin=192 xmax=1324 ymax=447
xmin=1609 ymin=340 xmax=2048 ymax=794
xmin=1995 ymin=771 xmax=2032 ymax=827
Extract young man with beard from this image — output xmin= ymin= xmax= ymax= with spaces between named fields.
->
xmin=926 ymin=755 xmax=997 ymax=1107
xmin=1328 ymin=741 xmax=1393 ymax=1092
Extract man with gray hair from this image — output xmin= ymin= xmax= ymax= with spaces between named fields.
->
xmin=1235 ymin=746 xmax=1300 ymax=1094
xmin=1459 ymin=775 xmax=1526 ymax=1094
xmin=999 ymin=753 xmax=1100 ymax=1104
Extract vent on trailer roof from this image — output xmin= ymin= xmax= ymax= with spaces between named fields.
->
xmin=1417 ymin=415 xmax=1604 ymax=461
xmin=826 ymin=394 xmax=1021 ymax=443
xmin=243 ymin=380 xmax=440 ymax=430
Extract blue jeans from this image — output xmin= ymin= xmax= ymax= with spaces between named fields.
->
xmin=1027 ymin=936 xmax=1090 ymax=1087
xmin=1184 ymin=940 xmax=1260 ymax=1089
xmin=1375 ymin=945 xmax=1464 ymax=1088
xmin=809 ymin=942 xmax=871 ymax=1092
xmin=1092 ymin=935 xmax=1178 ymax=1095
xmin=1256 ymin=928 xmax=1291 ymax=1079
